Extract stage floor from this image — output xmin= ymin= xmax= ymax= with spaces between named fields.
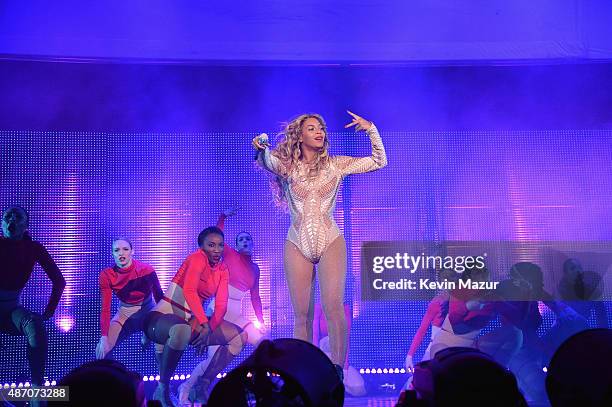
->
xmin=344 ymin=396 xmax=398 ymax=406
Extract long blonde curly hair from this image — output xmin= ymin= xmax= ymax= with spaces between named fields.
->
xmin=270 ymin=113 xmax=331 ymax=205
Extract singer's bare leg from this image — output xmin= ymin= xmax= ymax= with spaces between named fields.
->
xmin=318 ymin=236 xmax=347 ymax=367
xmin=284 ymin=241 xmax=316 ymax=343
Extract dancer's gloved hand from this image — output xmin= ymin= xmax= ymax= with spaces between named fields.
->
xmin=223 ymin=206 xmax=239 ymax=218
xmin=96 ymin=336 xmax=111 ymax=359
xmin=405 ymin=354 xmax=414 ymax=373
xmin=140 ymin=332 xmax=151 ymax=351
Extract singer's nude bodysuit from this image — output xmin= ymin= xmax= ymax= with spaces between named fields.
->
xmin=259 ymin=125 xmax=387 ymax=262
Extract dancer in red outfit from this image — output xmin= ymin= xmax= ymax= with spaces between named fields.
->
xmin=179 ymin=209 xmax=266 ymax=404
xmin=144 ymin=226 xmax=246 ymax=407
xmin=0 ymin=206 xmax=66 ymax=388
xmin=215 ymin=209 xmax=265 ymax=328
xmin=96 ymin=238 xmax=163 ymax=359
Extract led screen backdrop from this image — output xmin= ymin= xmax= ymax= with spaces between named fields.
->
xmin=1 ymin=128 xmax=611 ymax=383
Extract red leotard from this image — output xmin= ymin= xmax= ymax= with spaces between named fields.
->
xmin=99 ymin=259 xmax=163 ymax=336
xmin=169 ymin=250 xmax=229 ymax=331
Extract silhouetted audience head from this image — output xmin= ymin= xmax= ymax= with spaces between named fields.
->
xmin=397 ymin=347 xmax=526 ymax=406
xmin=546 ymin=328 xmax=612 ymax=406
xmin=55 ymin=359 xmax=148 ymax=406
xmin=209 ymin=338 xmax=343 ymax=407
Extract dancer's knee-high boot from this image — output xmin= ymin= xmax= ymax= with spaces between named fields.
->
xmin=153 ymin=346 xmax=184 ymax=407
xmin=178 ymin=345 xmax=218 ymax=404
xmin=193 ymin=346 xmax=235 ymax=403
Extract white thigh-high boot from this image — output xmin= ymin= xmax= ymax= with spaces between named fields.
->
xmin=178 ymin=345 xmax=219 ymax=404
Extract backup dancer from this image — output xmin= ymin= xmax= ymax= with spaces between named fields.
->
xmin=144 ymin=226 xmax=246 ymax=407
xmin=404 ymin=292 xmax=449 ymax=373
xmin=495 ymin=262 xmax=585 ymax=403
xmin=178 ymin=210 xmax=266 ymax=404
xmin=0 ymin=206 xmax=66 ymax=393
xmin=253 ymin=111 xmax=387 ymax=378
xmin=429 ymin=266 xmax=522 ymax=367
xmin=96 ymin=237 xmax=163 ymax=359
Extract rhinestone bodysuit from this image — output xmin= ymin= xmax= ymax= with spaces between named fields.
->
xmin=259 ymin=125 xmax=387 ymax=263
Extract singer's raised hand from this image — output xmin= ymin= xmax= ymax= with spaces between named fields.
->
xmin=252 ymin=133 xmax=269 ymax=150
xmin=344 ymin=110 xmax=372 ymax=132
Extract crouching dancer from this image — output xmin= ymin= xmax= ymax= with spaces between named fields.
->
xmin=144 ymin=226 xmax=247 ymax=407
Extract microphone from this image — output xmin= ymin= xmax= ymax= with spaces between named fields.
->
xmin=253 ymin=133 xmax=270 ymax=160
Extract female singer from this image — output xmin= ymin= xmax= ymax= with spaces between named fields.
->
xmin=253 ymin=111 xmax=387 ymax=377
